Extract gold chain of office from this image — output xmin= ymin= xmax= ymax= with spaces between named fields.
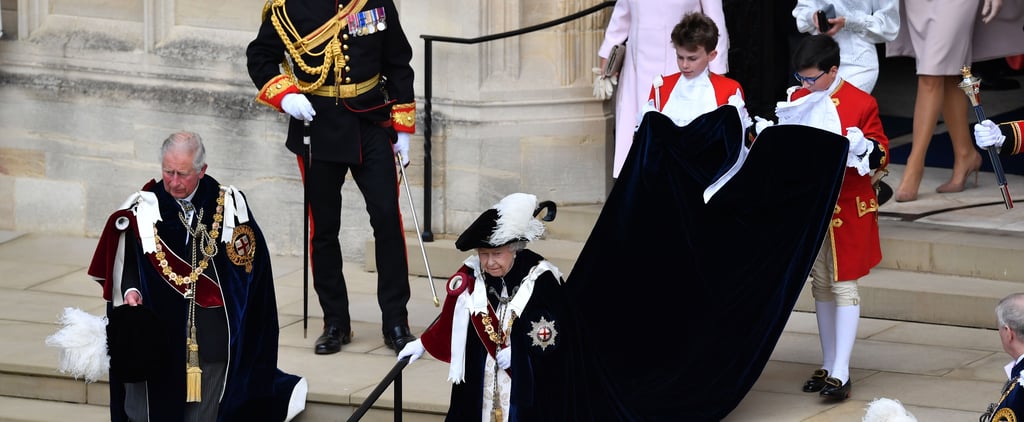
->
xmin=481 ymin=311 xmax=516 ymax=346
xmin=153 ymin=191 xmax=225 ymax=286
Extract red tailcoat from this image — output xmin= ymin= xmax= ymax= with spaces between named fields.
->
xmin=790 ymin=80 xmax=888 ymax=281
xmin=647 ymin=72 xmax=744 ymax=110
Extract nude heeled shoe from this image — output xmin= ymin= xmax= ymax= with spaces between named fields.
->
xmin=894 ymin=171 xmax=922 ymax=202
xmin=935 ymin=152 xmax=982 ymax=194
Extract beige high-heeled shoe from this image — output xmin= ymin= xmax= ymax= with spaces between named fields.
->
xmin=894 ymin=170 xmax=923 ymax=202
xmin=936 ymin=152 xmax=982 ymax=194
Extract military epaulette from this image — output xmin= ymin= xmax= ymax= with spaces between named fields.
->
xmin=255 ymin=74 xmax=300 ymax=112
xmin=392 ymin=101 xmax=416 ymax=133
xmin=260 ymin=0 xmax=279 ymax=23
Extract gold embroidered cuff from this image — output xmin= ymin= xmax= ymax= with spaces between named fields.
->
xmin=1005 ymin=121 xmax=1023 ymax=156
xmin=391 ymin=102 xmax=416 ymax=133
xmin=255 ymin=75 xmax=300 ymax=111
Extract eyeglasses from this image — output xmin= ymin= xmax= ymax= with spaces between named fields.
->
xmin=793 ymin=70 xmax=827 ymax=85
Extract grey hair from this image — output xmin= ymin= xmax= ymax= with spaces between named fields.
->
xmin=996 ymin=293 xmax=1024 ymax=337
xmin=506 ymin=240 xmax=527 ymax=253
xmin=159 ymin=131 xmax=206 ymax=171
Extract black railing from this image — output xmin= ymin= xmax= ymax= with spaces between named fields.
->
xmin=346 ymin=358 xmax=410 ymax=421
xmin=416 ymin=0 xmax=615 ymax=242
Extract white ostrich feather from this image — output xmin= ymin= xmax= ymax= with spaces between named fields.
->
xmin=489 ymin=193 xmax=544 ymax=246
xmin=863 ymin=397 xmax=918 ymax=422
xmin=44 ymin=307 xmax=109 ymax=383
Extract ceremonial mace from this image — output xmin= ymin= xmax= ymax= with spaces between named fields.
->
xmin=958 ymin=66 xmax=1014 ymax=209
xmin=302 ymin=120 xmax=311 ymax=338
xmin=396 ymin=152 xmax=440 ymax=307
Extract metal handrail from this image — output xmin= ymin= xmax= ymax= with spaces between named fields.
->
xmin=347 ymin=357 xmax=410 ymax=422
xmin=416 ymin=0 xmax=616 ymax=242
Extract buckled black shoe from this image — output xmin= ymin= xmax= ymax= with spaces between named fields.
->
xmin=819 ymin=376 xmax=852 ymax=400
xmin=801 ymin=369 xmax=829 ymax=393
xmin=314 ymin=325 xmax=352 ymax=355
xmin=383 ymin=325 xmax=416 ymax=355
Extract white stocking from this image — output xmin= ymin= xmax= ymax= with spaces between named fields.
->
xmin=815 ymin=300 xmax=837 ymax=373
xmin=830 ymin=304 xmax=860 ymax=383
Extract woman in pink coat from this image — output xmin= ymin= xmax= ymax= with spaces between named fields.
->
xmin=598 ymin=0 xmax=729 ymax=178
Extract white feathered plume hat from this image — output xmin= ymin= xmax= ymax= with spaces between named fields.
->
xmin=455 ymin=193 xmax=554 ymax=251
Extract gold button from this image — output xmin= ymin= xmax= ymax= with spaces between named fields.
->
xmin=344 ymin=55 xmax=350 ymax=61
xmin=343 ymin=34 xmax=349 ymax=41
xmin=344 ymin=66 xmax=351 ymax=72
xmin=345 ymin=77 xmax=352 ymax=83
xmin=343 ymin=44 xmax=349 ymax=51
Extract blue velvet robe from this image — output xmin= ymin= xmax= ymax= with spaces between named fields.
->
xmin=565 ymin=107 xmax=848 ymax=420
xmin=90 ymin=175 xmax=302 ymax=421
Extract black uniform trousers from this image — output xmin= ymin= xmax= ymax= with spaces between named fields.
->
xmin=300 ymin=117 xmax=411 ymax=334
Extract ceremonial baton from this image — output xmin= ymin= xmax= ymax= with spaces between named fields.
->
xmin=958 ymin=66 xmax=1014 ymax=209
xmin=396 ymin=153 xmax=440 ymax=307
xmin=302 ymin=120 xmax=311 ymax=338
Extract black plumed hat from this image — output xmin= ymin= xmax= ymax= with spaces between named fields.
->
xmin=455 ymin=193 xmax=547 ymax=251
xmin=106 ymin=304 xmax=168 ymax=383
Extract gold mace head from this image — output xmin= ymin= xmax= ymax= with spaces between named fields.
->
xmin=958 ymin=65 xmax=982 ymax=107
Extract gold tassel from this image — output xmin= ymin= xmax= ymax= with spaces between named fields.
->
xmin=185 ymin=328 xmax=202 ymax=402
xmin=492 ymin=408 xmax=502 ymax=422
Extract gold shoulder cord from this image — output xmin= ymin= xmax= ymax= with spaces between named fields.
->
xmin=267 ymin=0 xmax=368 ymax=94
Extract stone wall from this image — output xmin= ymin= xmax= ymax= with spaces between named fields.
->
xmin=0 ymin=0 xmax=613 ymax=260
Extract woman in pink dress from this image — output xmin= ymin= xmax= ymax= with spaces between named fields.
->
xmin=598 ymin=0 xmax=729 ymax=178
xmin=885 ymin=0 xmax=1024 ymax=202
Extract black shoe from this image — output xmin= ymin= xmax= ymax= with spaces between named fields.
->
xmin=819 ymin=376 xmax=851 ymax=400
xmin=383 ymin=325 xmax=416 ymax=355
xmin=314 ymin=325 xmax=352 ymax=355
xmin=801 ymin=369 xmax=829 ymax=393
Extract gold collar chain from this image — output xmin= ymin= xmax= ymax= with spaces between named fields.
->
xmin=154 ymin=191 xmax=226 ymax=286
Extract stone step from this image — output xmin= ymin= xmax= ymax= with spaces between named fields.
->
xmin=368 ymin=205 xmax=1024 ymax=329
xmin=0 ymin=396 xmax=109 ymax=422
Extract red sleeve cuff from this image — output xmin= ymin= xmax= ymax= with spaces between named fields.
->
xmin=391 ymin=101 xmax=416 ymax=133
xmin=255 ymin=75 xmax=301 ymax=112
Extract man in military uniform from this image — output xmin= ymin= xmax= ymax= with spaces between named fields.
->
xmin=246 ymin=0 xmax=417 ymax=355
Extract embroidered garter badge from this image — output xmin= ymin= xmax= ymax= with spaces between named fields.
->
xmin=994 ymin=407 xmax=1016 ymax=422
xmin=528 ymin=316 xmax=557 ymax=351
xmin=226 ymin=224 xmax=256 ymax=273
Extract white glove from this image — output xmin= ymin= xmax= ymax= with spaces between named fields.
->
xmin=393 ymin=132 xmax=410 ymax=167
xmin=496 ymin=346 xmax=511 ymax=370
xmin=281 ymin=93 xmax=315 ymax=122
xmin=981 ymin=0 xmax=1003 ymax=23
xmin=753 ymin=116 xmax=775 ymax=135
xmin=974 ymin=119 xmax=1006 ymax=149
xmin=397 ymin=338 xmax=424 ymax=364
xmin=846 ymin=127 xmax=869 ymax=156
xmin=592 ymin=67 xmax=617 ymax=100
xmin=727 ymin=89 xmax=753 ymax=130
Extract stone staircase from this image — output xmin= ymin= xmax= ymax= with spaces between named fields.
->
xmin=371 ymin=203 xmax=1024 ymax=330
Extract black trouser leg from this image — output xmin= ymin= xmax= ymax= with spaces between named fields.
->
xmin=302 ymin=158 xmax=352 ymax=330
xmin=351 ymin=122 xmax=410 ymax=331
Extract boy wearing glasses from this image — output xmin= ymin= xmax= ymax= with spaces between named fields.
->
xmin=780 ymin=34 xmax=889 ymax=402
xmin=640 ymin=12 xmax=757 ymax=136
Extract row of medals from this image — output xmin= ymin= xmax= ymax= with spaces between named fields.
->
xmin=347 ymin=7 xmax=387 ymax=36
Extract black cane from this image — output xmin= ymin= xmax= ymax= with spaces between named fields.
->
xmin=302 ymin=120 xmax=311 ymax=338
xmin=958 ymin=66 xmax=1013 ymax=209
